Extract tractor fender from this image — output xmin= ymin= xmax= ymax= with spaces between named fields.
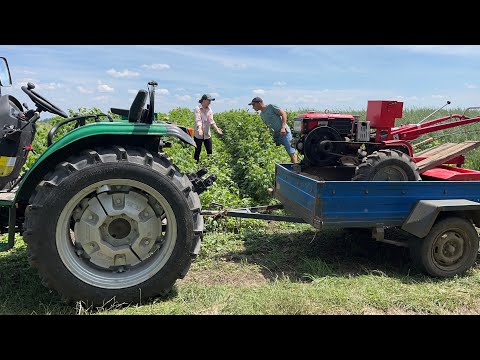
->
xmin=401 ymin=199 xmax=480 ymax=238
xmin=15 ymin=122 xmax=195 ymax=205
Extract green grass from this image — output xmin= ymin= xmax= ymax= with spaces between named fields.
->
xmin=2 ymin=224 xmax=480 ymax=315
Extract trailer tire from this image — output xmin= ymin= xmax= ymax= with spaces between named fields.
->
xmin=410 ymin=216 xmax=479 ymax=277
xmin=353 ymin=149 xmax=421 ymax=181
xmin=23 ymin=146 xmax=203 ymax=306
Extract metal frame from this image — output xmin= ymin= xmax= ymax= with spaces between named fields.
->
xmin=201 ymin=204 xmax=306 ymax=223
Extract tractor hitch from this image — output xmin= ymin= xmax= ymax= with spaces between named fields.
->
xmin=187 ymin=168 xmax=217 ymax=195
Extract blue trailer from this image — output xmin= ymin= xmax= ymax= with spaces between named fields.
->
xmin=270 ymin=163 xmax=480 ymax=278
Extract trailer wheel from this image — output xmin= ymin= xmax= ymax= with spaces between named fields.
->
xmin=410 ymin=217 xmax=479 ymax=277
xmin=353 ymin=149 xmax=421 ymax=181
xmin=23 ymin=146 xmax=203 ymax=306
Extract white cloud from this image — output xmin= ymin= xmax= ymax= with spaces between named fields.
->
xmin=465 ymin=83 xmax=477 ymax=89
xmin=107 ymin=68 xmax=140 ymax=78
xmin=128 ymin=89 xmax=139 ymax=94
xmin=273 ymin=81 xmax=287 ymax=87
xmin=14 ymin=80 xmax=61 ymax=90
xmin=253 ymin=89 xmax=265 ymax=95
xmin=77 ymin=86 xmax=93 ymax=94
xmin=20 ymin=69 xmax=36 ymax=75
xmin=176 ymin=95 xmax=191 ymax=101
xmin=221 ymin=62 xmax=247 ymax=70
xmin=157 ymin=88 xmax=169 ymax=95
xmin=15 ymin=78 xmax=39 ymax=87
xmin=93 ymin=95 xmax=110 ymax=101
xmin=392 ymin=45 xmax=480 ymax=57
xmin=431 ymin=94 xmax=445 ymax=99
xmin=141 ymin=64 xmax=170 ymax=70
xmin=97 ymin=82 xmax=114 ymax=93
xmin=215 ymin=98 xmax=238 ymax=105
xmin=42 ymin=82 xmax=63 ymax=90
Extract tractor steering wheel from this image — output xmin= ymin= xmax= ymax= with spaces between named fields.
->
xmin=21 ymin=82 xmax=68 ymax=118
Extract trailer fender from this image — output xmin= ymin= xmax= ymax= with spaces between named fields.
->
xmin=401 ymin=199 xmax=480 ymax=238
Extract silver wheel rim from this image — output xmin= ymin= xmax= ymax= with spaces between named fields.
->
xmin=56 ymin=179 xmax=178 ymax=289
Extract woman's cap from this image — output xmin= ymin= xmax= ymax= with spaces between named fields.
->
xmin=199 ymin=94 xmax=215 ymax=103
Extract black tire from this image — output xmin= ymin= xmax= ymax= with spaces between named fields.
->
xmin=410 ymin=217 xmax=479 ymax=277
xmin=23 ymin=146 xmax=203 ymax=306
xmin=353 ymin=149 xmax=421 ymax=181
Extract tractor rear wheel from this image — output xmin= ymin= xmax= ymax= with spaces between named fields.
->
xmin=23 ymin=146 xmax=203 ymax=306
xmin=352 ymin=149 xmax=421 ymax=181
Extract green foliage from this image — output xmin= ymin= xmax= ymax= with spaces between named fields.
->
xmin=214 ymin=110 xmax=290 ymax=203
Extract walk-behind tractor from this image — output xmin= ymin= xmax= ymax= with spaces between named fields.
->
xmin=0 ymin=57 xmax=216 ymax=305
xmin=291 ymin=100 xmax=480 ymax=181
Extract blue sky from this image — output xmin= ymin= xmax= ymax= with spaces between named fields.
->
xmin=2 ymin=45 xmax=480 ymax=117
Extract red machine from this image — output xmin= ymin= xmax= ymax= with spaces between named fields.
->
xmin=292 ymin=100 xmax=480 ymax=181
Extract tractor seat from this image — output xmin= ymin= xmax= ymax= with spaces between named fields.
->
xmin=110 ymin=89 xmax=148 ymax=123
xmin=128 ymin=90 xmax=148 ymax=123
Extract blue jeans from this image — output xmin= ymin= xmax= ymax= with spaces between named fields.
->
xmin=274 ymin=132 xmax=296 ymax=155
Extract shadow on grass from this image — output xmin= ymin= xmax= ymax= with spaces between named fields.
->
xmin=223 ymin=225 xmax=479 ymax=284
xmin=0 ymin=246 xmax=74 ymax=315
xmin=0 ymin=245 xmax=183 ymax=314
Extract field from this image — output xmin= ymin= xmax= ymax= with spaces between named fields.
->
xmin=2 ymin=106 xmax=480 ymax=315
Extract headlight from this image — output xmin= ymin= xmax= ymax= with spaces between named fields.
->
xmin=293 ymin=119 xmax=303 ymax=133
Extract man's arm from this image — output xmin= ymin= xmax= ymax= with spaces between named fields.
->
xmin=279 ymin=109 xmax=288 ymax=136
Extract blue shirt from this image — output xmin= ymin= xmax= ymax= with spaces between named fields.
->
xmin=259 ymin=104 xmax=291 ymax=137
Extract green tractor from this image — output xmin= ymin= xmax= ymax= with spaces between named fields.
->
xmin=0 ymin=57 xmax=215 ymax=305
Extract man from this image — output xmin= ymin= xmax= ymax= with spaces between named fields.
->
xmin=248 ymin=97 xmax=297 ymax=163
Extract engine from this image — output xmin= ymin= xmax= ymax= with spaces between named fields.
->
xmin=291 ymin=101 xmax=404 ymax=167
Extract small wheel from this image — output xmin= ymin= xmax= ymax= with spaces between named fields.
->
xmin=353 ymin=149 xmax=421 ymax=181
xmin=410 ymin=216 xmax=479 ymax=277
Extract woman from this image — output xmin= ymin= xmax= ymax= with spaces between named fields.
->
xmin=193 ymin=94 xmax=223 ymax=162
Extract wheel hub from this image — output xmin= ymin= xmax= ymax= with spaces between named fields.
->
xmin=101 ymin=216 xmax=137 ymax=246
xmin=434 ymin=232 xmax=464 ymax=266
xmin=73 ymin=189 xmax=162 ymax=270
xmin=372 ymin=165 xmax=409 ymax=181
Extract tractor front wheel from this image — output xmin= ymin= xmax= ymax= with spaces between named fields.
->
xmin=23 ymin=146 xmax=203 ymax=306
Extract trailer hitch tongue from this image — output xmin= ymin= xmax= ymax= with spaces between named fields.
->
xmin=187 ymin=168 xmax=217 ymax=194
